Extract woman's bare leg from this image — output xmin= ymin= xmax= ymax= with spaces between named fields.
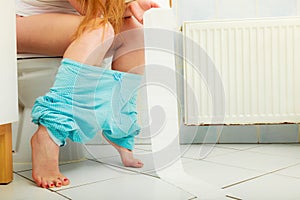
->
xmin=31 ymin=126 xmax=69 ymax=188
xmin=106 ymin=17 xmax=145 ymax=168
xmin=17 ymin=13 xmax=82 ymax=188
xmin=30 ymin=19 xmax=115 ymax=188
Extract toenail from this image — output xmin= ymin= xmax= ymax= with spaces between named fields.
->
xmin=63 ymin=178 xmax=68 ymax=182
xmin=57 ymin=182 xmax=62 ymax=185
xmin=50 ymin=183 xmax=54 ymax=187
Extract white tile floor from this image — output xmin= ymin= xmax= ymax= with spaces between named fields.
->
xmin=2 ymin=144 xmax=300 ymax=200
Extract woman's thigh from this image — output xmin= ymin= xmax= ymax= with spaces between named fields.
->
xmin=16 ymin=13 xmax=83 ymax=56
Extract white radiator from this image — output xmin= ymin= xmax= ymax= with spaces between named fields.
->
xmin=183 ymin=17 xmax=300 ymax=125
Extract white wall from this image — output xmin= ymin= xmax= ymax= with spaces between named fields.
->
xmin=0 ymin=1 xmax=18 ymax=124
xmin=154 ymin=0 xmax=170 ymax=8
xmin=173 ymin=0 xmax=300 ymax=26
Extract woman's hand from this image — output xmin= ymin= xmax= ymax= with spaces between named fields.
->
xmin=124 ymin=0 xmax=160 ymax=24
xmin=68 ymin=0 xmax=85 ymax=14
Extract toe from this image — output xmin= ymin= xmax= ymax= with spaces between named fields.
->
xmin=48 ymin=181 xmax=55 ymax=188
xmin=138 ymin=162 xmax=144 ymax=168
xmin=61 ymin=177 xmax=70 ymax=186
xmin=41 ymin=181 xmax=49 ymax=189
xmin=136 ymin=160 xmax=144 ymax=168
xmin=33 ymin=176 xmax=42 ymax=188
xmin=57 ymin=176 xmax=70 ymax=186
xmin=55 ymin=179 xmax=62 ymax=187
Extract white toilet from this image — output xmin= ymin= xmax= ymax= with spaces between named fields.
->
xmin=13 ymin=54 xmax=85 ymax=163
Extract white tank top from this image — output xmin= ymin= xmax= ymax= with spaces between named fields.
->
xmin=15 ymin=0 xmax=78 ymax=16
xmin=16 ymin=0 xmax=134 ymax=16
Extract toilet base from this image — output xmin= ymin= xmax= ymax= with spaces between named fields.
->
xmin=13 ymin=107 xmax=85 ymax=163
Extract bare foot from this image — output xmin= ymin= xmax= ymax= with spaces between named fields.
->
xmin=31 ymin=125 xmax=70 ymax=188
xmin=102 ymin=134 xmax=144 ymax=168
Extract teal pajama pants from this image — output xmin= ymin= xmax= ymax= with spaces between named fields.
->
xmin=31 ymin=58 xmax=141 ymax=150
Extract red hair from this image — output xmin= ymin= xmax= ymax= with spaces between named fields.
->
xmin=73 ymin=0 xmax=125 ymax=39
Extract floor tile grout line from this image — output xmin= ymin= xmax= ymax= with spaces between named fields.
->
xmin=153 ymin=175 xmax=199 ymax=198
xmin=16 ymin=147 xmax=298 ymax=189
xmin=53 ymin=192 xmax=72 ymax=200
xmin=84 ymin=144 xmax=148 ymax=152
xmin=89 ymin=158 xmax=197 ymax=196
xmin=16 ymin=158 xmax=158 ymax=188
xmin=85 ymin=154 xmax=121 ymax=160
xmin=178 ymin=157 xmax=300 ymax=184
xmin=13 ymin=168 xmax=32 ymax=173
xmin=139 ymin=171 xmax=160 ymax=178
xmin=222 ymin=162 xmax=300 ymax=189
xmin=13 ymin=159 xmax=90 ymax=173
xmin=198 ymin=146 xmax=300 ymax=164
xmin=274 ymin=173 xmax=300 ymax=180
xmin=180 ymin=146 xmax=246 ymax=161
xmin=182 ymin=151 xmax=240 ymax=160
xmin=14 ymin=171 xmax=36 ymax=184
xmin=79 ymin=145 xmax=268 ymax=177
xmin=215 ymin=145 xmax=261 ymax=151
xmin=134 ymin=148 xmax=152 ymax=151
xmin=85 ymin=149 xmax=148 ymax=160
xmin=180 ymin=157 xmax=266 ymax=173
xmin=183 ymin=145 xmax=267 ymax=160
xmin=226 ymin=195 xmax=243 ymax=200
xmin=187 ymin=196 xmax=198 ymax=200
xmin=208 ymin=158 xmax=300 ymax=175
xmin=14 ymin=160 xmax=138 ymax=190
xmin=13 ymin=172 xmax=71 ymax=200
xmin=87 ymin=158 xmax=144 ymax=175
xmin=135 ymin=143 xmax=281 ymax=153
xmin=56 ymin=160 xmax=195 ymax=197
xmin=15 ymin=166 xmax=204 ymax=200
xmin=238 ymin=149 xmax=300 ymax=161
xmin=14 ymin=161 xmax=145 ymax=194
xmin=220 ymin=143 xmax=300 ymax=152
xmin=14 ymin=144 xmax=297 ymax=172
xmin=83 ymin=146 xmax=148 ymax=163
xmin=243 ymin=150 xmax=300 ymax=159
xmin=87 ymin=156 xmax=160 ymax=176
xmin=53 ymin=175 xmax=126 ymax=192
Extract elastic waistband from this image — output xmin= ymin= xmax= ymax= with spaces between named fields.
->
xmin=62 ymin=58 xmax=142 ymax=80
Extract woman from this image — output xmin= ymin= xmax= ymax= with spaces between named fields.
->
xmin=16 ymin=0 xmax=159 ymax=189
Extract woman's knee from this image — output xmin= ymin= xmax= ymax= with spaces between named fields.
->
xmin=89 ymin=21 xmax=115 ymax=46
xmin=63 ymin=21 xmax=115 ymax=65
xmin=80 ymin=21 xmax=115 ymax=55
xmin=104 ymin=22 xmax=115 ymax=40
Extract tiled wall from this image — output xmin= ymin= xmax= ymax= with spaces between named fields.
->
xmin=174 ymin=0 xmax=300 ymax=143
xmin=180 ymin=124 xmax=299 ymax=144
